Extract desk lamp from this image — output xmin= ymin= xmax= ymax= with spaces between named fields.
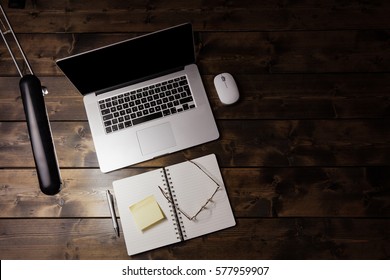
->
xmin=0 ymin=4 xmax=62 ymax=195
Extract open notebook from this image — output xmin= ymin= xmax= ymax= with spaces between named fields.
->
xmin=113 ymin=154 xmax=236 ymax=256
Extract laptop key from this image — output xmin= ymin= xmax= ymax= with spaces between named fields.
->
xmin=103 ymin=113 xmax=113 ymax=121
xmin=180 ymin=96 xmax=193 ymax=104
xmin=132 ymin=112 xmax=163 ymax=125
xmin=101 ymin=108 xmax=110 ymax=115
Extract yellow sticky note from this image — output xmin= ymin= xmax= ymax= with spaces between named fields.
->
xmin=129 ymin=195 xmax=165 ymax=231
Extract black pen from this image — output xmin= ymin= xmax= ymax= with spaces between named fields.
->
xmin=106 ymin=190 xmax=119 ymax=236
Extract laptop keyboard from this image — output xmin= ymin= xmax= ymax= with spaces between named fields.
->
xmin=98 ymin=76 xmax=196 ymax=134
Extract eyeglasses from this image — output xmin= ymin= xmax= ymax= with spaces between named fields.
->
xmin=158 ymin=159 xmax=221 ymax=221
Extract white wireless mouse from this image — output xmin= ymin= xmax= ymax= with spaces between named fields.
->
xmin=213 ymin=73 xmax=239 ymax=105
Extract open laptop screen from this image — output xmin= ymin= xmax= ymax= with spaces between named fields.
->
xmin=56 ymin=23 xmax=195 ymax=95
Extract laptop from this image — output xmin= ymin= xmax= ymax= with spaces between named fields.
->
xmin=56 ymin=23 xmax=219 ymax=173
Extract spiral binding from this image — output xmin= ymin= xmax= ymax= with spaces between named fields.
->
xmin=161 ymin=169 xmax=186 ymax=240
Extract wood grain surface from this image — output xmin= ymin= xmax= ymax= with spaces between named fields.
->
xmin=0 ymin=0 xmax=389 ymax=259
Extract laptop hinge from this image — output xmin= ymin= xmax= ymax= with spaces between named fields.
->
xmin=95 ymin=66 xmax=185 ymax=96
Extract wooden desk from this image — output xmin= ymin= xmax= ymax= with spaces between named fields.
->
xmin=0 ymin=0 xmax=389 ymax=259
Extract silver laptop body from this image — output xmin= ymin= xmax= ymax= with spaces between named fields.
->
xmin=56 ymin=23 xmax=219 ymax=172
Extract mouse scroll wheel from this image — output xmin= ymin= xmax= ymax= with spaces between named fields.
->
xmin=221 ymin=76 xmax=226 ymax=82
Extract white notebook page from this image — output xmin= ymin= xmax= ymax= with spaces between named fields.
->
xmin=113 ymin=169 xmax=180 ymax=256
xmin=166 ymin=154 xmax=236 ymax=240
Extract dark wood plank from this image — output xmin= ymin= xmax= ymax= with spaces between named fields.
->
xmin=2 ymin=0 xmax=390 ymax=33
xmin=1 ymin=74 xmax=390 ymax=121
xmin=228 ymin=167 xmax=390 ymax=218
xmin=2 ymin=30 xmax=390 ymax=76
xmin=1 ymin=167 xmax=389 ymax=219
xmin=196 ymin=30 xmax=390 ymax=74
xmin=1 ymin=120 xmax=389 ymax=168
xmin=0 ymin=218 xmax=389 ymax=259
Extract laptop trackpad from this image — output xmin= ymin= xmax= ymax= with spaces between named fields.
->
xmin=137 ymin=122 xmax=177 ymax=155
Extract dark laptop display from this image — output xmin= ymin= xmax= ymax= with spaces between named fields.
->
xmin=56 ymin=23 xmax=195 ymax=95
